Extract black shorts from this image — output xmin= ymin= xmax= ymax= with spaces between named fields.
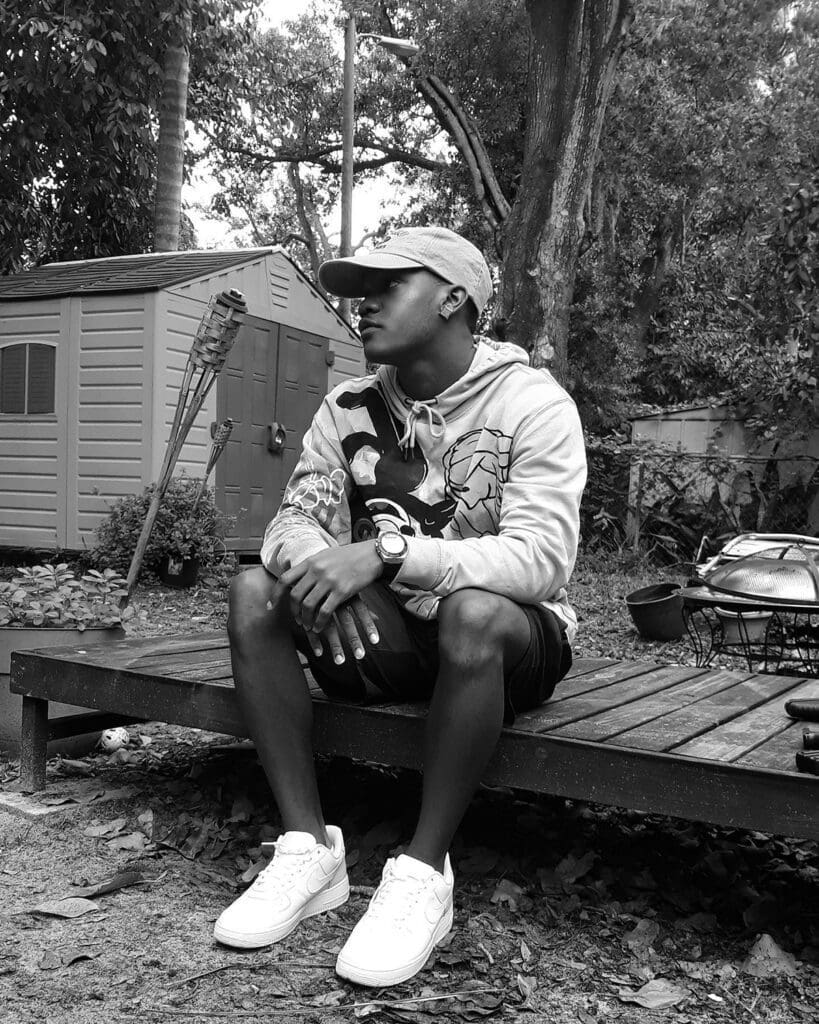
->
xmin=291 ymin=583 xmax=572 ymax=725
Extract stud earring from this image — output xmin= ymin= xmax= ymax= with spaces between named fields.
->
xmin=438 ymin=306 xmax=452 ymax=321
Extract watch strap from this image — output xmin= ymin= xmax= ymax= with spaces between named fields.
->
xmin=379 ymin=559 xmax=402 ymax=583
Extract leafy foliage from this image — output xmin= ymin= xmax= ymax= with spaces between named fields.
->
xmin=0 ymin=564 xmax=127 ymax=629
xmin=0 ymin=0 xmax=162 ymax=272
xmin=580 ymin=432 xmax=807 ymax=565
xmin=91 ymin=476 xmax=229 ymax=576
xmin=0 ymin=0 xmax=253 ymax=272
xmin=772 ymin=176 xmax=819 ymax=355
xmin=575 ymin=1 xmax=819 ymax=426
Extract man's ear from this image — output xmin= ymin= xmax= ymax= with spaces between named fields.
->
xmin=438 ymin=285 xmax=469 ymax=320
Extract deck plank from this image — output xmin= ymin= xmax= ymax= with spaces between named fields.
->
xmin=542 ymin=660 xmax=662 ymax=702
xmin=718 ymin=679 xmax=819 ymax=768
xmin=674 ymin=695 xmax=802 ymax=761
xmin=736 ymin=721 xmax=811 ymax=770
xmin=549 ymin=667 xmax=754 ymax=742
xmin=528 ymin=665 xmax=704 ymax=734
xmin=609 ymin=673 xmax=806 ymax=753
xmin=73 ymin=634 xmax=228 ymax=665
xmin=10 ymin=637 xmax=819 ymax=840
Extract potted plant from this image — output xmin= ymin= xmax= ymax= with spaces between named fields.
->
xmin=0 ymin=564 xmax=131 ymax=755
xmin=92 ymin=476 xmax=229 ymax=589
xmin=157 ymin=514 xmax=216 ymax=588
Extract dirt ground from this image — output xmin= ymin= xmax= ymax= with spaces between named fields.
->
xmin=1 ymin=554 xmax=818 ymax=1023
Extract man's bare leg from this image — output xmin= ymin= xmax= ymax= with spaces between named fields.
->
xmin=405 ymin=588 xmax=532 ymax=872
xmin=227 ymin=567 xmax=328 ymax=847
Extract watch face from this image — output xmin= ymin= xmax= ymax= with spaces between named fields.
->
xmin=380 ymin=532 xmax=406 ymax=557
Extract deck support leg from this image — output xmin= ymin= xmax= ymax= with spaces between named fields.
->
xmin=20 ymin=697 xmax=48 ymax=792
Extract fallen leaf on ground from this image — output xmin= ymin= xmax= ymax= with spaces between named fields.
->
xmin=229 ymin=794 xmax=254 ymax=822
xmin=312 ymin=990 xmax=347 ymax=1007
xmin=677 ymin=960 xmax=715 ymax=981
xmin=106 ymin=832 xmax=149 ymax=853
xmin=741 ymin=933 xmax=798 ymax=978
xmin=240 ymin=857 xmax=266 ymax=884
xmin=31 ymin=898 xmax=100 ymax=919
xmin=72 ymin=870 xmax=146 ymax=899
xmin=555 ymin=850 xmax=597 ymax=886
xmin=56 ymin=758 xmax=93 ymax=776
xmin=624 ymin=918 xmax=660 ymax=954
xmin=107 ymin=748 xmax=137 ymax=764
xmin=39 ymin=946 xmax=100 ymax=970
xmin=84 ymin=818 xmax=127 ymax=838
xmin=490 ymin=878 xmax=524 ymax=910
xmin=517 ymin=973 xmax=537 ymax=1008
xmin=78 ymin=789 xmax=108 ymax=804
xmin=617 ymin=978 xmax=689 ymax=1009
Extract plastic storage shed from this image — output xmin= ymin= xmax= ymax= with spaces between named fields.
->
xmin=0 ymin=249 xmax=365 ymax=554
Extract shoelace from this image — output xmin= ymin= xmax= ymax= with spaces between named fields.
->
xmin=397 ymin=400 xmax=446 ymax=455
xmin=250 ymin=841 xmax=316 ymax=894
xmin=366 ymin=866 xmax=428 ymax=929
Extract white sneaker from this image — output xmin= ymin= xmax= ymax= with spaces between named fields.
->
xmin=213 ymin=826 xmax=349 ymax=948
xmin=335 ymin=853 xmax=454 ymax=987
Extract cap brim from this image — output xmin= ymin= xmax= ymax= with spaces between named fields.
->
xmin=318 ymin=252 xmax=425 ymax=298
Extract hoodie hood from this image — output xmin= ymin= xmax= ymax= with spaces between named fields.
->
xmin=376 ymin=336 xmax=530 ymax=454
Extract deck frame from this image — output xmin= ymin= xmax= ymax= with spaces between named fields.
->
xmin=9 ymin=632 xmax=819 ymax=840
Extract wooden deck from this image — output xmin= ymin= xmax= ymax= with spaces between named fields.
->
xmin=10 ymin=632 xmax=819 ymax=841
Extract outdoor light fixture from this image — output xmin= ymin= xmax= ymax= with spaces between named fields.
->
xmin=358 ymin=34 xmax=421 ymax=59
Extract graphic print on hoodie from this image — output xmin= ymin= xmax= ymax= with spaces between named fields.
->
xmin=335 ymin=385 xmax=511 ymax=543
xmin=261 ymin=338 xmax=587 ymax=635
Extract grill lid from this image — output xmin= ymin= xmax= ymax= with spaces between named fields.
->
xmin=703 ymin=543 xmax=819 ymax=606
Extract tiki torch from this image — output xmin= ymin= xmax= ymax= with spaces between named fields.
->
xmin=193 ymin=418 xmax=235 ymax=511
xmin=122 ymin=290 xmax=247 ymax=603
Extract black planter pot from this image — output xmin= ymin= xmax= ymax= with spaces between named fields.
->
xmin=158 ymin=555 xmax=200 ymax=588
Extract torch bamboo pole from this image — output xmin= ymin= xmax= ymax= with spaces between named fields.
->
xmin=122 ymin=290 xmax=246 ymax=604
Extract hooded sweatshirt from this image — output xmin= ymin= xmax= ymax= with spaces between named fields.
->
xmin=261 ymin=337 xmax=587 ymax=639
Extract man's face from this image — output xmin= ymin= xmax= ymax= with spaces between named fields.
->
xmin=355 ymin=269 xmax=448 ymax=365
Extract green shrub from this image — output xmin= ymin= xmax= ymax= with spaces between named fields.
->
xmin=91 ymin=476 xmax=229 ymax=577
xmin=582 ymin=434 xmax=743 ymax=565
xmin=0 ymin=564 xmax=129 ymax=629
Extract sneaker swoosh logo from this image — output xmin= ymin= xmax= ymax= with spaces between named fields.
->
xmin=306 ymin=864 xmax=331 ymax=895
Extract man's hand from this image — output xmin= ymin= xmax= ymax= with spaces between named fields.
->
xmin=280 ymin=542 xmax=384 ymax=663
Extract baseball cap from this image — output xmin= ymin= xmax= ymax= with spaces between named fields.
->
xmin=318 ymin=226 xmax=493 ymax=314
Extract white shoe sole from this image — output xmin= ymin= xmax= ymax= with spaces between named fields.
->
xmin=213 ymin=874 xmax=350 ymax=949
xmin=335 ymin=906 xmax=454 ymax=987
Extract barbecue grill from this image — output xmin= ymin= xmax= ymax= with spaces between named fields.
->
xmin=680 ymin=534 xmax=819 ymax=674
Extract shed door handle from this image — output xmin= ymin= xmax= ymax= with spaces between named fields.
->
xmin=267 ymin=422 xmax=286 ymax=454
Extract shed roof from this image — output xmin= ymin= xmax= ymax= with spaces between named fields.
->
xmin=0 ymin=249 xmax=275 ymax=300
xmin=629 ymin=401 xmax=734 ymax=421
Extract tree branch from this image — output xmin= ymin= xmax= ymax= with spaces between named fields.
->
xmin=200 ymin=128 xmax=447 ymax=174
xmin=375 ymin=2 xmax=510 ymax=233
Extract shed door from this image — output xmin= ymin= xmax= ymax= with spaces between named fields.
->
xmin=216 ymin=318 xmax=328 ymax=553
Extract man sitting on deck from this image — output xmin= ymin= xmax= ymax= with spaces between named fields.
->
xmin=214 ymin=226 xmax=587 ymax=987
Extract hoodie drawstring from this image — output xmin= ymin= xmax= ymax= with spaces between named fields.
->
xmin=398 ymin=400 xmax=446 ymax=457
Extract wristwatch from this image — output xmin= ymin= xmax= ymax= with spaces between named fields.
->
xmin=375 ymin=530 xmax=408 ymax=582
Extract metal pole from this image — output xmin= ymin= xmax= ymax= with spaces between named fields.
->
xmin=339 ymin=12 xmax=356 ymax=324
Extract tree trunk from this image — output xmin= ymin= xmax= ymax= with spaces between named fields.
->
xmin=288 ymin=163 xmax=333 ymax=286
xmin=154 ymin=5 xmax=193 ymax=252
xmin=632 ymin=197 xmax=690 ymax=357
xmin=499 ymin=0 xmax=631 ymax=380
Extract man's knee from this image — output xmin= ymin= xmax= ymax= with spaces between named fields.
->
xmin=227 ymin=566 xmax=289 ymax=642
xmin=438 ymin=589 xmax=517 ymax=663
